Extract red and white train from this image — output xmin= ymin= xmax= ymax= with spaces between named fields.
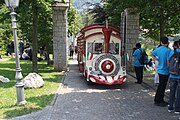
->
xmin=77 ymin=24 xmax=126 ymax=85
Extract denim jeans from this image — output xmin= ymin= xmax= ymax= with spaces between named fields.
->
xmin=169 ymin=78 xmax=180 ymax=112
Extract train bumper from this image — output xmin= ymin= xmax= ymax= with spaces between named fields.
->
xmin=89 ymin=74 xmax=126 ymax=85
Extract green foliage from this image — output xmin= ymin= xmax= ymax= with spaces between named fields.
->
xmin=0 ymin=0 xmax=53 ymax=55
xmin=0 ymin=0 xmax=84 ymax=54
xmin=17 ymin=0 xmax=53 ymax=50
xmin=86 ymin=2 xmax=107 ymax=24
xmin=73 ymin=0 xmax=102 ymax=26
xmin=104 ymin=0 xmax=180 ymax=40
xmin=0 ymin=5 xmax=13 ymax=51
xmin=68 ymin=3 xmax=83 ymax=36
xmin=81 ymin=13 xmax=94 ymax=26
xmin=0 ymin=58 xmax=63 ymax=119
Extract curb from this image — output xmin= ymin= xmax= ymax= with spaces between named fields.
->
xmin=127 ymin=72 xmax=156 ymax=90
xmin=50 ymin=72 xmax=67 ymax=106
xmin=50 ymin=63 xmax=71 ymax=106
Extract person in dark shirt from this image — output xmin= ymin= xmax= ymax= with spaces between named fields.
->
xmin=19 ymin=39 xmax=24 ymax=59
xmin=147 ymin=58 xmax=153 ymax=67
xmin=69 ymin=45 xmax=74 ymax=59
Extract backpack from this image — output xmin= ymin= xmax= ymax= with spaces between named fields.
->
xmin=138 ymin=49 xmax=148 ymax=65
xmin=169 ymin=50 xmax=180 ymax=75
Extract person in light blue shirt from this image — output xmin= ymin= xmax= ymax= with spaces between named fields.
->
xmin=152 ymin=36 xmax=171 ymax=107
xmin=167 ymin=40 xmax=180 ymax=114
xmin=133 ymin=43 xmax=145 ymax=84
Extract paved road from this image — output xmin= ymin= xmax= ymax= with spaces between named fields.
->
xmin=7 ymin=59 xmax=179 ymax=120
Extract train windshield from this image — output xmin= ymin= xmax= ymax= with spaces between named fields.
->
xmin=109 ymin=43 xmax=119 ymax=54
xmin=87 ymin=42 xmax=119 ymax=55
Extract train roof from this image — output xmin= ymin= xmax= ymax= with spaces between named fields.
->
xmin=77 ymin=24 xmax=120 ymax=49
xmin=77 ymin=24 xmax=120 ymax=45
xmin=80 ymin=24 xmax=120 ymax=34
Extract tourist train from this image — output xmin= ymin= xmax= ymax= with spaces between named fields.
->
xmin=76 ymin=24 xmax=126 ymax=85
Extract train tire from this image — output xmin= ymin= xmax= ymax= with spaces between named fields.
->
xmin=87 ymin=79 xmax=93 ymax=85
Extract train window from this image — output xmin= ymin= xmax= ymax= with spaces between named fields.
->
xmin=94 ymin=43 xmax=103 ymax=54
xmin=87 ymin=43 xmax=93 ymax=52
xmin=109 ymin=43 xmax=119 ymax=54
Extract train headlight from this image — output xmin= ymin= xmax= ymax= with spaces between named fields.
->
xmin=90 ymin=77 xmax=96 ymax=82
xmin=89 ymin=67 xmax=92 ymax=71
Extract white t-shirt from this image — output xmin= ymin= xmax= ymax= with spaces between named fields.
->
xmin=22 ymin=52 xmax=29 ymax=59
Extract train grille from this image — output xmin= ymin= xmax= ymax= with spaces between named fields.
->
xmin=94 ymin=54 xmax=120 ymax=75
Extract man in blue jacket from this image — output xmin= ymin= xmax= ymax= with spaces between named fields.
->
xmin=152 ymin=36 xmax=171 ymax=107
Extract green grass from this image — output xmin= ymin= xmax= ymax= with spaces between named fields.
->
xmin=0 ymin=56 xmax=64 ymax=119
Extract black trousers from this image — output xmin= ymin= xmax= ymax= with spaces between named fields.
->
xmin=134 ymin=66 xmax=144 ymax=83
xmin=154 ymin=73 xmax=169 ymax=103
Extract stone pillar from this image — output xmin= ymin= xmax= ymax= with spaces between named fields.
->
xmin=121 ymin=8 xmax=139 ymax=71
xmin=52 ymin=0 xmax=69 ymax=71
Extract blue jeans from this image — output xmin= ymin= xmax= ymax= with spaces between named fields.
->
xmin=169 ymin=78 xmax=180 ymax=112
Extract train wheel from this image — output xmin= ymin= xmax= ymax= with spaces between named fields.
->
xmin=87 ymin=78 xmax=93 ymax=85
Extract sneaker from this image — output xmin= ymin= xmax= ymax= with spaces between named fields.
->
xmin=135 ymin=82 xmax=141 ymax=84
xmin=167 ymin=105 xmax=174 ymax=113
xmin=174 ymin=111 xmax=180 ymax=114
xmin=168 ymin=109 xmax=173 ymax=113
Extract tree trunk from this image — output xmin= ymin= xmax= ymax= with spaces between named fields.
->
xmin=159 ymin=9 xmax=165 ymax=39
xmin=46 ymin=51 xmax=50 ymax=65
xmin=32 ymin=0 xmax=38 ymax=72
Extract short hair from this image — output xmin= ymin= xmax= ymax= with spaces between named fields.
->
xmin=160 ymin=36 xmax=168 ymax=44
xmin=136 ymin=43 xmax=141 ymax=48
xmin=173 ymin=40 xmax=179 ymax=48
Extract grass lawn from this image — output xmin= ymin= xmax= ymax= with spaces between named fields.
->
xmin=0 ymin=56 xmax=64 ymax=119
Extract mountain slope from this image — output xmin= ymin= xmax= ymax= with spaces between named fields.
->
xmin=73 ymin=0 xmax=101 ymax=11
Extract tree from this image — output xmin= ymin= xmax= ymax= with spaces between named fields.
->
xmin=0 ymin=4 xmax=17 ymax=52
xmin=31 ymin=0 xmax=38 ymax=72
xmin=0 ymin=0 xmax=83 ymax=70
xmin=68 ymin=1 xmax=83 ymax=37
xmin=17 ymin=0 xmax=53 ymax=72
xmin=104 ymin=0 xmax=180 ymax=40
xmin=86 ymin=2 xmax=107 ymax=24
xmin=0 ymin=0 xmax=53 ymax=71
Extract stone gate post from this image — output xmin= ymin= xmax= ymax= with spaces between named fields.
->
xmin=52 ymin=0 xmax=69 ymax=71
xmin=121 ymin=8 xmax=139 ymax=71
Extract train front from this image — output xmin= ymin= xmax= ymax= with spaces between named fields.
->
xmin=87 ymin=53 xmax=126 ymax=85
xmin=82 ymin=24 xmax=126 ymax=85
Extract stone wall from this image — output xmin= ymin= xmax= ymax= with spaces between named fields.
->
xmin=121 ymin=8 xmax=140 ymax=71
xmin=52 ymin=3 xmax=69 ymax=71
